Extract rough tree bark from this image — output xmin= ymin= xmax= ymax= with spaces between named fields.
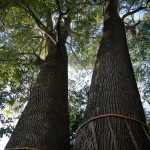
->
xmin=5 ymin=10 xmax=70 ymax=150
xmin=73 ymin=0 xmax=150 ymax=150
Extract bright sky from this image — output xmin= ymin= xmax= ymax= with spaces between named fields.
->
xmin=0 ymin=136 xmax=9 ymax=150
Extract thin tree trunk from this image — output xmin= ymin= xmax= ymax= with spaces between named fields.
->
xmin=73 ymin=0 xmax=150 ymax=149
xmin=5 ymin=12 xmax=70 ymax=150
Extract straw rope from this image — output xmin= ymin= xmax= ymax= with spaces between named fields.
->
xmin=77 ymin=114 xmax=147 ymax=133
xmin=76 ymin=113 xmax=150 ymax=149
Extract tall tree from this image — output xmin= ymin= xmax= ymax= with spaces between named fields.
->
xmin=74 ymin=0 xmax=150 ymax=149
xmin=4 ymin=1 xmax=70 ymax=150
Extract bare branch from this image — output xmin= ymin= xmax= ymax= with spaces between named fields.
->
xmin=125 ymin=20 xmax=141 ymax=36
xmin=122 ymin=6 xmax=146 ymax=20
xmin=124 ymin=0 xmax=136 ymax=15
xmin=132 ymin=20 xmax=141 ymax=27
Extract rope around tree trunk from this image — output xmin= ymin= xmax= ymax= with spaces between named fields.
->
xmin=77 ymin=113 xmax=148 ymax=133
xmin=76 ymin=113 xmax=150 ymax=150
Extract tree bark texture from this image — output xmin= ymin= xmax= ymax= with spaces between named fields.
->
xmin=5 ymin=12 xmax=70 ymax=150
xmin=5 ymin=51 xmax=69 ymax=150
xmin=74 ymin=0 xmax=150 ymax=150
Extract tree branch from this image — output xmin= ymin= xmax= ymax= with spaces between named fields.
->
xmin=55 ymin=0 xmax=63 ymax=35
xmin=17 ymin=2 xmax=46 ymax=30
xmin=55 ymin=0 xmax=62 ymax=14
xmin=132 ymin=20 xmax=141 ymax=27
xmin=125 ymin=20 xmax=141 ymax=36
xmin=122 ymin=6 xmax=146 ymax=20
xmin=16 ymin=2 xmax=57 ymax=45
xmin=53 ymin=0 xmax=71 ymax=50
xmin=127 ymin=0 xmax=136 ymax=13
xmin=46 ymin=11 xmax=57 ymax=45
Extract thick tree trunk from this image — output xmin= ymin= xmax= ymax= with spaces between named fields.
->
xmin=5 ymin=12 xmax=70 ymax=150
xmin=74 ymin=0 xmax=150 ymax=150
xmin=5 ymin=50 xmax=69 ymax=150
